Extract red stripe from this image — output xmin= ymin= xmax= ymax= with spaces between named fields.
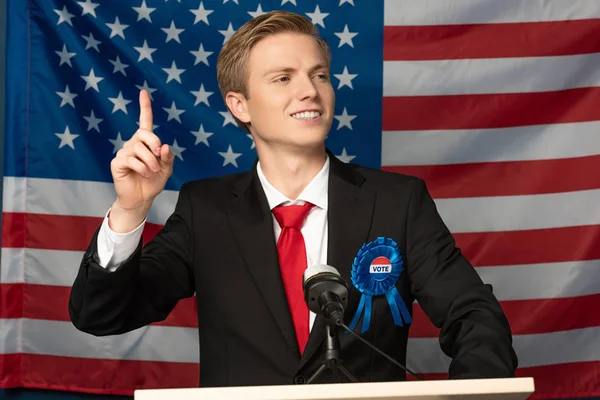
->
xmin=384 ymin=19 xmax=600 ymax=60
xmin=2 ymin=212 xmax=25 ymax=247
xmin=0 ymin=283 xmax=197 ymax=328
xmin=0 ymin=354 xmax=22 ymax=388
xmin=382 ymin=154 xmax=600 ymax=198
xmin=382 ymin=87 xmax=600 ymax=131
xmin=0 ymin=353 xmax=198 ymax=395
xmin=409 ymin=293 xmax=600 ymax=338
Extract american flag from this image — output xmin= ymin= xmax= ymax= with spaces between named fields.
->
xmin=1 ymin=0 xmax=599 ymax=398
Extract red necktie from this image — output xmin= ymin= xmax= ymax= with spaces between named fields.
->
xmin=272 ymin=202 xmax=314 ymax=354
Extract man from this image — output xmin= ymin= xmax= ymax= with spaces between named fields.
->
xmin=69 ymin=11 xmax=518 ymax=387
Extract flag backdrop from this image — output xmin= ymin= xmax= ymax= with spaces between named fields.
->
xmin=2 ymin=0 xmax=600 ymax=398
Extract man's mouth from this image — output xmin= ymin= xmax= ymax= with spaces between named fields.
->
xmin=291 ymin=111 xmax=322 ymax=120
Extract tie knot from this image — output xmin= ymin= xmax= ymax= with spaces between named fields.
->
xmin=272 ymin=203 xmax=314 ymax=229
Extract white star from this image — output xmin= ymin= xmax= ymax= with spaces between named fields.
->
xmin=162 ymin=61 xmax=185 ymax=84
xmin=132 ymin=0 xmax=156 ymax=23
xmin=55 ymin=44 xmax=76 ymax=67
xmin=109 ymin=132 xmax=126 ymax=153
xmin=81 ymin=32 xmax=101 ymax=52
xmin=162 ymin=21 xmax=185 ymax=43
xmin=281 ymin=0 xmax=296 ymax=5
xmin=223 ymin=0 xmax=239 ymax=3
xmin=170 ymin=139 xmax=186 ymax=161
xmin=106 ymin=17 xmax=129 ymax=39
xmin=81 ymin=68 xmax=104 ymax=92
xmin=334 ymin=107 xmax=357 ymax=130
xmin=83 ymin=110 xmax=103 ymax=132
xmin=55 ymin=126 xmax=79 ymax=149
xmin=219 ymin=145 xmax=242 ymax=168
xmin=162 ymin=101 xmax=185 ymax=123
xmin=334 ymin=66 xmax=358 ymax=89
xmin=191 ymin=84 xmax=213 ymax=106
xmin=190 ymin=43 xmax=213 ymax=66
xmin=190 ymin=2 xmax=213 ymax=25
xmin=336 ymin=148 xmax=356 ymax=163
xmin=135 ymin=80 xmax=157 ymax=100
xmin=248 ymin=4 xmax=267 ymax=18
xmin=335 ymin=25 xmax=358 ymax=48
xmin=191 ymin=124 xmax=214 ymax=146
xmin=306 ymin=5 xmax=329 ymax=28
xmin=56 ymin=85 xmax=78 ymax=108
xmin=109 ymin=55 xmax=129 ymax=76
xmin=77 ymin=0 xmax=100 ymax=17
xmin=54 ymin=6 xmax=75 ymax=26
xmin=134 ymin=40 xmax=157 ymax=62
xmin=339 ymin=0 xmax=354 ymax=5
xmin=219 ymin=111 xmax=237 ymax=127
xmin=108 ymin=91 xmax=132 ymax=114
xmin=247 ymin=134 xmax=256 ymax=149
xmin=219 ymin=23 xmax=236 ymax=44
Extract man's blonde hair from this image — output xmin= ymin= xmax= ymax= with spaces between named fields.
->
xmin=216 ymin=10 xmax=332 ymax=132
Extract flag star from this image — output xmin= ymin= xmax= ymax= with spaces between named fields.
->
xmin=132 ymin=0 xmax=156 ymax=23
xmin=109 ymin=55 xmax=129 ymax=76
xmin=191 ymin=84 xmax=213 ymax=106
xmin=135 ymin=80 xmax=157 ymax=100
xmin=83 ymin=110 xmax=103 ymax=132
xmin=335 ymin=25 xmax=358 ymax=48
xmin=339 ymin=0 xmax=355 ymax=5
xmin=162 ymin=101 xmax=185 ymax=123
xmin=106 ymin=16 xmax=129 ymax=39
xmin=82 ymin=32 xmax=101 ymax=52
xmin=334 ymin=107 xmax=357 ymax=130
xmin=223 ymin=0 xmax=239 ymax=3
xmin=248 ymin=4 xmax=267 ymax=18
xmin=190 ymin=2 xmax=213 ymax=25
xmin=219 ymin=145 xmax=242 ymax=168
xmin=162 ymin=21 xmax=185 ymax=43
xmin=162 ymin=61 xmax=185 ymax=84
xmin=54 ymin=6 xmax=75 ymax=26
xmin=281 ymin=0 xmax=296 ymax=5
xmin=108 ymin=91 xmax=132 ymax=114
xmin=55 ymin=126 xmax=79 ymax=149
xmin=334 ymin=66 xmax=358 ymax=89
xmin=219 ymin=111 xmax=237 ymax=127
xmin=170 ymin=139 xmax=186 ymax=161
xmin=247 ymin=134 xmax=255 ymax=149
xmin=134 ymin=40 xmax=157 ymax=62
xmin=77 ymin=0 xmax=100 ymax=17
xmin=190 ymin=43 xmax=213 ymax=66
xmin=336 ymin=148 xmax=356 ymax=163
xmin=219 ymin=23 xmax=236 ymax=44
xmin=191 ymin=124 xmax=214 ymax=146
xmin=306 ymin=5 xmax=329 ymax=28
xmin=56 ymin=85 xmax=78 ymax=108
xmin=55 ymin=44 xmax=76 ymax=67
xmin=109 ymin=132 xmax=126 ymax=153
xmin=81 ymin=68 xmax=105 ymax=92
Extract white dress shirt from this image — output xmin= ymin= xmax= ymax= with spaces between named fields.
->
xmin=96 ymin=156 xmax=330 ymax=330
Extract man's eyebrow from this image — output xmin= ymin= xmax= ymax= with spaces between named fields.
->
xmin=262 ymin=63 xmax=329 ymax=77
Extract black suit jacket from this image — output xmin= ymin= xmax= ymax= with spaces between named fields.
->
xmin=69 ymin=152 xmax=518 ymax=387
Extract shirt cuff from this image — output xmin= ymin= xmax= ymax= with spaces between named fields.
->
xmin=96 ymin=208 xmax=146 ymax=271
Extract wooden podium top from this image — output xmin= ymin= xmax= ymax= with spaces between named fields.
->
xmin=134 ymin=377 xmax=534 ymax=400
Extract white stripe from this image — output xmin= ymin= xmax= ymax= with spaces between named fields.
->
xmin=436 ymin=188 xmax=600 ymax=233
xmin=0 ymin=248 xmax=24 ymax=283
xmin=0 ymin=319 xmax=22 ymax=354
xmin=407 ymin=326 xmax=600 ymax=373
xmin=2 ymin=176 xmax=26 ymax=213
xmin=381 ymin=121 xmax=600 ymax=165
xmin=384 ymin=0 xmax=600 ymax=26
xmin=383 ymin=53 xmax=600 ymax=96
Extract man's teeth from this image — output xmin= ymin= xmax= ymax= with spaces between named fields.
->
xmin=292 ymin=111 xmax=321 ymax=120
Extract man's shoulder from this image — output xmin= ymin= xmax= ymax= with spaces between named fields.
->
xmin=179 ymin=170 xmax=252 ymax=198
xmin=346 ymin=162 xmax=424 ymax=191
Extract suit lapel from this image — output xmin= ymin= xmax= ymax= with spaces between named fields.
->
xmin=226 ymin=167 xmax=300 ymax=358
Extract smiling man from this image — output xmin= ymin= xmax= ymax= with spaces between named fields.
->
xmin=69 ymin=11 xmax=518 ymax=387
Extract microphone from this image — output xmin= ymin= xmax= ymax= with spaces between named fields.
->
xmin=303 ymin=264 xmax=422 ymax=381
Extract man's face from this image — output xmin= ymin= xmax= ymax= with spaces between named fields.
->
xmin=230 ymin=32 xmax=335 ymax=152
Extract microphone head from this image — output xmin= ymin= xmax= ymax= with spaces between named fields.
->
xmin=303 ymin=264 xmax=349 ymax=315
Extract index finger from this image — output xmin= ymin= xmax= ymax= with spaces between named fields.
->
xmin=139 ymin=90 xmax=153 ymax=131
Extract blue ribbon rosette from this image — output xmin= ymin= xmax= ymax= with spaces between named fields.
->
xmin=348 ymin=237 xmax=412 ymax=333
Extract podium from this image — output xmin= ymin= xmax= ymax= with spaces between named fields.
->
xmin=134 ymin=377 xmax=534 ymax=399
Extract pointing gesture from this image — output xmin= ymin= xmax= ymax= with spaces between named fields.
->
xmin=109 ymin=90 xmax=175 ymax=233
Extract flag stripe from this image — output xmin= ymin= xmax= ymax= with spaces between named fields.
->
xmin=382 ymin=87 xmax=600 ymax=131
xmin=382 ymin=155 xmax=600 ymax=198
xmin=384 ymin=21 xmax=600 ymax=61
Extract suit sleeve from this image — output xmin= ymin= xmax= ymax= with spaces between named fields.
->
xmin=404 ymin=178 xmax=518 ymax=378
xmin=69 ymin=183 xmax=196 ymax=336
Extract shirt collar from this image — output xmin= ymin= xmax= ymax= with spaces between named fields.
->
xmin=256 ymin=155 xmax=329 ymax=211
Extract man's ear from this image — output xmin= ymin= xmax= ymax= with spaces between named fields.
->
xmin=225 ymin=92 xmax=250 ymax=124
